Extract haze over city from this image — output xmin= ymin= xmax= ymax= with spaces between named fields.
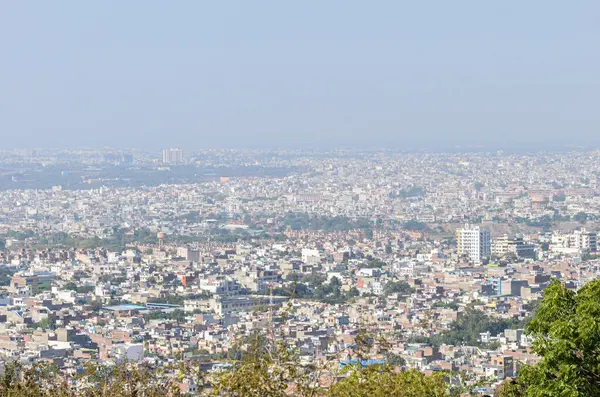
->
xmin=2 ymin=2 xmax=600 ymax=396
xmin=1 ymin=1 xmax=599 ymax=149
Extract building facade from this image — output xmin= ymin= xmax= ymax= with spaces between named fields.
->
xmin=456 ymin=224 xmax=491 ymax=264
xmin=162 ymin=148 xmax=183 ymax=164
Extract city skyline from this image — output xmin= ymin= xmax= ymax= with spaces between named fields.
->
xmin=0 ymin=143 xmax=599 ymax=394
xmin=1 ymin=2 xmax=599 ymax=393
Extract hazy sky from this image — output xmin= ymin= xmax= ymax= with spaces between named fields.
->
xmin=1 ymin=1 xmax=599 ymax=149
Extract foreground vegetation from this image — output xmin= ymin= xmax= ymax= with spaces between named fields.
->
xmin=496 ymin=278 xmax=600 ymax=396
xmin=0 ymin=357 xmax=450 ymax=397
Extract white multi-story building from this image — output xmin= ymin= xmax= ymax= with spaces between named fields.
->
xmin=199 ymin=276 xmax=241 ymax=296
xmin=162 ymin=148 xmax=183 ymax=164
xmin=456 ymin=224 xmax=491 ymax=264
xmin=551 ymin=228 xmax=597 ymax=253
xmin=301 ymin=248 xmax=321 ymax=265
xmin=570 ymin=228 xmax=598 ymax=252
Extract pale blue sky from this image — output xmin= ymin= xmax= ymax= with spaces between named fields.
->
xmin=1 ymin=1 xmax=598 ymax=149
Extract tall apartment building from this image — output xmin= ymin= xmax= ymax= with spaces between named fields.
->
xmin=456 ymin=224 xmax=491 ymax=264
xmin=571 ymin=228 xmax=597 ymax=252
xmin=162 ymin=148 xmax=183 ymax=164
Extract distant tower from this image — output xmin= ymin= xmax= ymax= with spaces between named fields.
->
xmin=162 ymin=148 xmax=183 ymax=164
xmin=157 ymin=232 xmax=166 ymax=249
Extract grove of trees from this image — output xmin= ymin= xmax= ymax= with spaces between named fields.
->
xmin=497 ymin=278 xmax=600 ymax=396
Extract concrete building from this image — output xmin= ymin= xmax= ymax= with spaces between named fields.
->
xmin=162 ymin=148 xmax=183 ymax=164
xmin=571 ymin=228 xmax=597 ymax=252
xmin=176 ymin=246 xmax=201 ymax=262
xmin=456 ymin=224 xmax=491 ymax=264
xmin=551 ymin=228 xmax=597 ymax=253
xmin=489 ymin=355 xmax=515 ymax=379
xmin=199 ymin=276 xmax=241 ymax=296
xmin=302 ymin=249 xmax=321 ymax=265
xmin=209 ymin=295 xmax=287 ymax=316
xmin=10 ymin=274 xmax=39 ymax=294
xmin=492 ymin=235 xmax=536 ymax=259
xmin=500 ymin=279 xmax=529 ymax=297
xmin=112 ymin=343 xmax=144 ymax=363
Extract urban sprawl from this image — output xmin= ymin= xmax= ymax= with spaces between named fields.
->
xmin=0 ymin=148 xmax=599 ymax=394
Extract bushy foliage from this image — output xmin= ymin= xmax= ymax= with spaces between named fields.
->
xmin=0 ymin=362 xmax=182 ymax=397
xmin=384 ymin=281 xmax=414 ymax=296
xmin=0 ymin=332 xmax=454 ymax=397
xmin=431 ymin=307 xmax=524 ymax=347
xmin=494 ymin=279 xmax=600 ymax=396
xmin=281 ymin=213 xmax=372 ymax=232
xmin=328 ymin=366 xmax=448 ymax=397
xmin=497 ymin=279 xmax=600 ymax=396
xmin=209 ymin=334 xmax=315 ymax=397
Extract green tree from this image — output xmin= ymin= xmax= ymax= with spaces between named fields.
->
xmin=76 ymin=285 xmax=95 ymax=293
xmin=402 ymin=220 xmax=427 ymax=231
xmin=0 ymin=361 xmax=183 ymax=397
xmin=0 ymin=267 xmax=17 ymax=286
xmin=495 ymin=378 xmax=524 ymax=397
xmin=574 ymin=212 xmax=588 ymax=224
xmin=504 ymin=279 xmax=600 ymax=396
xmin=329 ymin=276 xmax=341 ymax=289
xmin=384 ymin=281 xmax=414 ymax=296
xmin=431 ymin=307 xmax=523 ymax=347
xmin=345 ymin=287 xmax=360 ymax=299
xmin=328 ymin=366 xmax=448 ymax=397
xmin=33 ymin=316 xmax=56 ymax=331
xmin=210 ymin=332 xmax=314 ymax=397
xmin=398 ymin=186 xmax=425 ymax=198
xmin=384 ymin=352 xmax=407 ymax=367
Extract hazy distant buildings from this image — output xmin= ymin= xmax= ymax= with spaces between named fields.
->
xmin=103 ymin=152 xmax=133 ymax=165
xmin=162 ymin=148 xmax=183 ymax=164
xmin=121 ymin=153 xmax=134 ymax=165
xmin=20 ymin=148 xmax=38 ymax=158
xmin=456 ymin=224 xmax=491 ymax=264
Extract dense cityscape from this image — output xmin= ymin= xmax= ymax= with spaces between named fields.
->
xmin=0 ymin=147 xmax=599 ymax=395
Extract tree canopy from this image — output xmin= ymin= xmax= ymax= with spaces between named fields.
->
xmin=430 ymin=306 xmax=523 ymax=347
xmin=500 ymin=279 xmax=600 ymax=396
xmin=384 ymin=281 xmax=414 ymax=296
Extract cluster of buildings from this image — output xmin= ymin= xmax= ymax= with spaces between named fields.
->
xmin=0 ymin=149 xmax=599 ymax=393
xmin=2 ymin=150 xmax=600 ymax=232
xmin=0 ymin=221 xmax=597 ymax=392
xmin=162 ymin=148 xmax=184 ymax=165
xmin=456 ymin=223 xmax=598 ymax=265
